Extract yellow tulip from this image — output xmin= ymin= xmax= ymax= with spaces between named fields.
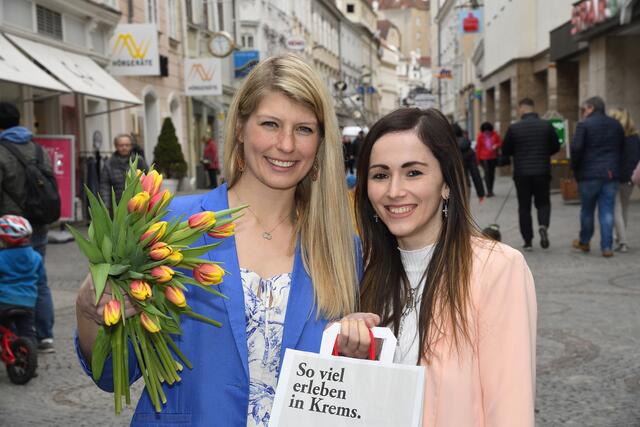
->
xmin=140 ymin=312 xmax=161 ymax=333
xmin=187 ymin=211 xmax=216 ymax=229
xmin=149 ymin=242 xmax=172 ymax=261
xmin=140 ymin=221 xmax=168 ymax=246
xmin=129 ymin=280 xmax=152 ymax=301
xmin=128 ymin=191 xmax=150 ymax=214
xmin=207 ymin=222 xmax=235 ymax=239
xmin=148 ymin=189 xmax=171 ymax=212
xmin=165 ymin=286 xmax=186 ymax=308
xmin=103 ymin=299 xmax=121 ymax=326
xmin=151 ymin=265 xmax=174 ymax=283
xmin=166 ymin=250 xmax=183 ymax=265
xmin=193 ymin=263 xmax=224 ymax=286
xmin=140 ymin=170 xmax=163 ymax=197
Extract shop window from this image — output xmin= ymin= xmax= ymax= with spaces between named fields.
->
xmin=36 ymin=5 xmax=63 ymax=40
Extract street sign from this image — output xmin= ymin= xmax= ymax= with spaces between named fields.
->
xmin=414 ymin=93 xmax=436 ymax=110
xmin=285 ymin=37 xmax=306 ymax=51
xmin=184 ymin=57 xmax=222 ymax=96
xmin=234 ymin=50 xmax=260 ymax=78
xmin=109 ymin=24 xmax=160 ymax=76
xmin=549 ymin=118 xmax=568 ymax=145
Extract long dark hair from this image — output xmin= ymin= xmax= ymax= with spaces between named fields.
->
xmin=355 ymin=108 xmax=481 ymax=363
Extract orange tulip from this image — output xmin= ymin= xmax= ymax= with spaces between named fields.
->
xmin=207 ymin=222 xmax=235 ymax=239
xmin=104 ymin=299 xmax=121 ymax=326
xmin=140 ymin=312 xmax=161 ymax=333
xmin=140 ymin=221 xmax=168 ymax=246
xmin=129 ymin=280 xmax=152 ymax=301
xmin=149 ymin=242 xmax=172 ymax=261
xmin=128 ymin=191 xmax=150 ymax=214
xmin=148 ymin=189 xmax=170 ymax=212
xmin=188 ymin=211 xmax=216 ymax=229
xmin=165 ymin=286 xmax=186 ymax=308
xmin=193 ymin=263 xmax=224 ymax=286
xmin=151 ymin=265 xmax=174 ymax=283
xmin=140 ymin=170 xmax=163 ymax=197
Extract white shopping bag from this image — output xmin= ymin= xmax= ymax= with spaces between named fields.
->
xmin=269 ymin=324 xmax=424 ymax=427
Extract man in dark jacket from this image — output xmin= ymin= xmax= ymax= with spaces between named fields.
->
xmin=570 ymin=96 xmax=624 ymax=257
xmin=99 ymin=133 xmax=148 ymax=212
xmin=502 ymin=98 xmax=560 ymax=251
xmin=453 ymin=123 xmax=485 ymax=201
xmin=0 ymin=102 xmax=56 ymax=352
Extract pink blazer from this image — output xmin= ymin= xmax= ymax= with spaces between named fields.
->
xmin=420 ymin=239 xmax=536 ymax=426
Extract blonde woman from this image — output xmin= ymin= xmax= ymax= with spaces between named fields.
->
xmin=75 ymin=54 xmax=358 ymax=426
xmin=610 ymin=108 xmax=640 ymax=252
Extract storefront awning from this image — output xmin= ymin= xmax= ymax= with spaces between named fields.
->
xmin=0 ymin=34 xmax=70 ymax=93
xmin=6 ymin=34 xmax=141 ymax=105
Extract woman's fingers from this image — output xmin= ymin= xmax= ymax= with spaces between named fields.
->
xmin=78 ymin=273 xmax=141 ymax=325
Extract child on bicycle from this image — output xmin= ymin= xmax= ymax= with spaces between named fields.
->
xmin=0 ymin=215 xmax=44 ymax=346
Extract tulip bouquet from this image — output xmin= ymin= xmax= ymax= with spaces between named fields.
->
xmin=68 ymin=159 xmax=242 ymax=414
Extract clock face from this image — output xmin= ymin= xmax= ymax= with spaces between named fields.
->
xmin=209 ymin=33 xmax=233 ymax=57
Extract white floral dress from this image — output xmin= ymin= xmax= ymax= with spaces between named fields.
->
xmin=242 ymin=268 xmax=292 ymax=427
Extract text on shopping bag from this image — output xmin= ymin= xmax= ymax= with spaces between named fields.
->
xmin=269 ymin=349 xmax=424 ymax=426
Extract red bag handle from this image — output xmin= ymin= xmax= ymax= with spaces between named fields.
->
xmin=332 ymin=327 xmax=376 ymax=360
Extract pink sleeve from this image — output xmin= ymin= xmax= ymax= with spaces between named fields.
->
xmin=632 ymin=161 xmax=640 ymax=186
xmin=477 ymin=248 xmax=537 ymax=426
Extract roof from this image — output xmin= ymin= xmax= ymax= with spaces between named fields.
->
xmin=376 ymin=19 xmax=400 ymax=40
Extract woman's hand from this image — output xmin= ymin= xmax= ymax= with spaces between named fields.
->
xmin=76 ymin=273 xmax=139 ymax=361
xmin=335 ymin=312 xmax=380 ymax=359
xmin=76 ymin=273 xmax=139 ymax=326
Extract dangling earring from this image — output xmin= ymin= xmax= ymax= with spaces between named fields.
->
xmin=236 ymin=147 xmax=245 ymax=172
xmin=311 ymin=157 xmax=319 ymax=182
xmin=442 ymin=198 xmax=449 ymax=219
xmin=373 ymin=213 xmax=379 ymax=223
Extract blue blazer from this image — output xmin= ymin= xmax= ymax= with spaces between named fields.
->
xmin=77 ymin=184 xmax=339 ymax=426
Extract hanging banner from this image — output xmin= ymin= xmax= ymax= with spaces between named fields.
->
xmin=184 ymin=57 xmax=222 ymax=96
xmin=234 ymin=50 xmax=260 ymax=78
xmin=109 ymin=24 xmax=160 ymax=76
xmin=459 ymin=8 xmax=483 ymax=33
xmin=434 ymin=68 xmax=453 ymax=79
xmin=33 ymin=135 xmax=75 ymax=222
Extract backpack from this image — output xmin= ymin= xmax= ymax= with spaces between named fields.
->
xmin=0 ymin=140 xmax=61 ymax=225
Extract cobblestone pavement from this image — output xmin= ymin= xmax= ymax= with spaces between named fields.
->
xmin=0 ymin=178 xmax=639 ymax=426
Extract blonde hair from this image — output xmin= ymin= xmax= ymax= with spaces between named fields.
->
xmin=223 ymin=54 xmax=357 ymax=318
xmin=610 ymin=108 xmax=638 ymax=137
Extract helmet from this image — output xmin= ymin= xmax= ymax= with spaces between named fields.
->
xmin=0 ymin=215 xmax=33 ymax=245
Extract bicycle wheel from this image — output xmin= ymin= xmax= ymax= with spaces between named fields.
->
xmin=6 ymin=337 xmax=37 ymax=385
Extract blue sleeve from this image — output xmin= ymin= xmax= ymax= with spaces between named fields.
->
xmin=74 ymin=330 xmax=142 ymax=392
xmin=354 ymin=235 xmax=363 ymax=283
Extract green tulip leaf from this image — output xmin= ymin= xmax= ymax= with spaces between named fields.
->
xmin=91 ymin=326 xmax=112 ymax=382
xmin=90 ymin=263 xmax=112 ymax=304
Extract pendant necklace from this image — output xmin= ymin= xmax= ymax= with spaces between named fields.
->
xmin=234 ymin=190 xmax=290 ymax=240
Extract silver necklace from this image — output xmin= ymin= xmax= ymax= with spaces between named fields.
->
xmin=234 ymin=190 xmax=290 ymax=240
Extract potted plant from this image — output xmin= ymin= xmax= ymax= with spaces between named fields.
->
xmin=153 ymin=117 xmax=188 ymax=193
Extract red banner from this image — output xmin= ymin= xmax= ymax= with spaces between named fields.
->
xmin=33 ymin=135 xmax=75 ymax=221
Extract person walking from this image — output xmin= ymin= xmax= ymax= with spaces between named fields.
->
xmin=476 ymin=121 xmax=502 ymax=197
xmin=0 ymin=102 xmax=56 ymax=352
xmin=202 ymin=136 xmax=220 ymax=189
xmin=609 ymin=109 xmax=639 ymax=253
xmin=571 ymin=97 xmax=625 ymax=257
xmin=453 ymin=123 xmax=485 ymax=202
xmin=99 ymin=133 xmax=149 ymax=212
xmin=502 ymin=98 xmax=560 ymax=251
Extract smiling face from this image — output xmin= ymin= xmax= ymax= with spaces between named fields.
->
xmin=238 ymin=91 xmax=320 ymax=191
xmin=367 ymin=130 xmax=449 ymax=250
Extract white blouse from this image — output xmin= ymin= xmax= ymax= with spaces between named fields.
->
xmin=241 ymin=268 xmax=292 ymax=427
xmin=395 ymin=244 xmax=435 ymax=365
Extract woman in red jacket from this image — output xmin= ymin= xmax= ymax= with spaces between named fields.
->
xmin=476 ymin=122 xmax=501 ymax=197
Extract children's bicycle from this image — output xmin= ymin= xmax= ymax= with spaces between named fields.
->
xmin=0 ymin=308 xmax=37 ymax=384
